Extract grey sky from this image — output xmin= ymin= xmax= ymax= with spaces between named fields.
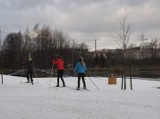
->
xmin=0 ymin=0 xmax=160 ymax=51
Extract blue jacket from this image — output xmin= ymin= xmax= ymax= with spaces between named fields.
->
xmin=74 ymin=62 xmax=86 ymax=73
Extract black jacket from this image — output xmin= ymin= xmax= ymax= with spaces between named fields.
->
xmin=27 ymin=60 xmax=33 ymax=72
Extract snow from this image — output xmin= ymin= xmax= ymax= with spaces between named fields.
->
xmin=0 ymin=75 xmax=160 ymax=119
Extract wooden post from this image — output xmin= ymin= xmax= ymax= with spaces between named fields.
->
xmin=130 ymin=64 xmax=133 ymax=90
xmin=1 ymin=75 xmax=3 ymax=84
xmin=121 ymin=67 xmax=124 ymax=90
xmin=121 ymin=63 xmax=133 ymax=90
xmin=1 ymin=63 xmax=3 ymax=84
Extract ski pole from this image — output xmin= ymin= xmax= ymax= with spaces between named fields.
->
xmin=34 ymin=68 xmax=39 ymax=84
xmin=50 ymin=65 xmax=54 ymax=77
xmin=35 ymin=68 xmax=50 ymax=74
xmin=49 ymin=65 xmax=54 ymax=87
xmin=20 ymin=65 xmax=25 ymax=83
xmin=88 ymin=77 xmax=99 ymax=90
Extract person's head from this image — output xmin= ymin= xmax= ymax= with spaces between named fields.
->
xmin=79 ymin=57 xmax=83 ymax=62
xmin=57 ymin=55 xmax=63 ymax=60
xmin=28 ymin=57 xmax=32 ymax=62
xmin=79 ymin=57 xmax=85 ymax=66
xmin=57 ymin=56 xmax=61 ymax=59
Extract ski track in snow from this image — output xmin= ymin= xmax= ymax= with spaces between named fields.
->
xmin=0 ymin=75 xmax=160 ymax=119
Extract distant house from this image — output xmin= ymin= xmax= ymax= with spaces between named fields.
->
xmin=93 ymin=48 xmax=160 ymax=60
xmin=93 ymin=50 xmax=107 ymax=58
xmin=126 ymin=48 xmax=160 ymax=59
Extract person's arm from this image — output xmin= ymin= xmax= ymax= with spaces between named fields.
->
xmin=52 ymin=58 xmax=57 ymax=65
xmin=74 ymin=63 xmax=79 ymax=72
xmin=84 ymin=64 xmax=87 ymax=72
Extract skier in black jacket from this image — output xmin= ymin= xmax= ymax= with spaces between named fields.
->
xmin=26 ymin=57 xmax=34 ymax=85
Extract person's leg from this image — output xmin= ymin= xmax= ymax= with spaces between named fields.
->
xmin=56 ymin=70 xmax=60 ymax=87
xmin=60 ymin=70 xmax=65 ymax=87
xmin=82 ymin=74 xmax=86 ymax=89
xmin=30 ymin=72 xmax=33 ymax=85
xmin=77 ymin=73 xmax=81 ymax=90
xmin=26 ymin=71 xmax=30 ymax=83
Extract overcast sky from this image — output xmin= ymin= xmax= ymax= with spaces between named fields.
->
xmin=0 ymin=0 xmax=160 ymax=51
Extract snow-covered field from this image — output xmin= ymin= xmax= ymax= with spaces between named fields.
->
xmin=0 ymin=75 xmax=160 ymax=119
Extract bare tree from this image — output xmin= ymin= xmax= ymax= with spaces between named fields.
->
xmin=23 ymin=28 xmax=36 ymax=57
xmin=70 ymin=39 xmax=78 ymax=49
xmin=147 ymin=39 xmax=159 ymax=58
xmin=115 ymin=11 xmax=132 ymax=58
xmin=115 ymin=11 xmax=133 ymax=90
xmin=78 ymin=42 xmax=88 ymax=51
xmin=1 ymin=24 xmax=90 ymax=69
xmin=3 ymin=32 xmax=23 ymax=68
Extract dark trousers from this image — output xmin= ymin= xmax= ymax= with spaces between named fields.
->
xmin=57 ymin=70 xmax=65 ymax=86
xmin=77 ymin=73 xmax=86 ymax=88
xmin=27 ymin=71 xmax=33 ymax=83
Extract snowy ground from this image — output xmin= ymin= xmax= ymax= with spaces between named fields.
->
xmin=0 ymin=75 xmax=160 ymax=119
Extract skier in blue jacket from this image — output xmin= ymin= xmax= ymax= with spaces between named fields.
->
xmin=74 ymin=57 xmax=87 ymax=90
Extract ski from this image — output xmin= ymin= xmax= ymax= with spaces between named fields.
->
xmin=66 ymin=86 xmax=90 ymax=91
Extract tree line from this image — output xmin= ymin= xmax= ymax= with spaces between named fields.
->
xmin=0 ymin=24 xmax=93 ymax=69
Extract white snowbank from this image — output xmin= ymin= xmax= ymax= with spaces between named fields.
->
xmin=0 ymin=75 xmax=160 ymax=119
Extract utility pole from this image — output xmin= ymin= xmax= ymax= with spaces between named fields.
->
xmin=95 ymin=39 xmax=97 ymax=53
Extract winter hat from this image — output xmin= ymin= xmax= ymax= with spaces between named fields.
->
xmin=79 ymin=57 xmax=85 ymax=66
xmin=28 ymin=53 xmax=32 ymax=61
xmin=29 ymin=57 xmax=32 ymax=61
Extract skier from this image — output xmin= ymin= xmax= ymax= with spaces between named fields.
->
xmin=53 ymin=56 xmax=66 ymax=87
xmin=74 ymin=57 xmax=87 ymax=90
xmin=26 ymin=57 xmax=34 ymax=85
